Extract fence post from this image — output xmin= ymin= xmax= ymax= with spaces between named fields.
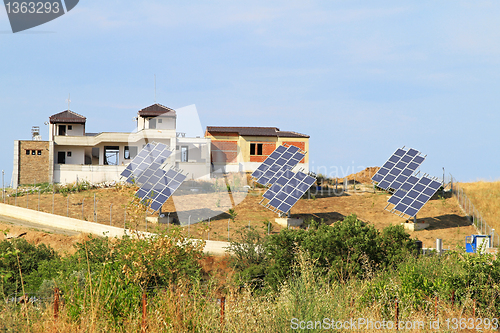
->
xmin=54 ymin=287 xmax=59 ymax=320
xmin=52 ymin=186 xmax=54 ymax=214
xmin=220 ymin=296 xmax=226 ymax=326
xmin=67 ymin=194 xmax=69 ymax=217
xmin=82 ymin=198 xmax=85 ymax=220
xmin=110 ymin=204 xmax=113 ymax=226
xmin=228 ymin=219 xmax=230 ymax=242
xmin=451 ymin=290 xmax=455 ymax=307
xmin=142 ymin=292 xmax=147 ymax=333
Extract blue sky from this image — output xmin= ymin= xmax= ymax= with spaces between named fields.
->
xmin=1 ymin=1 xmax=499 ymax=185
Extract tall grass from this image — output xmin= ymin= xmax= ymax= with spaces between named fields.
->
xmin=2 ymin=249 xmax=500 ymax=332
xmin=460 ymin=180 xmax=500 ymax=234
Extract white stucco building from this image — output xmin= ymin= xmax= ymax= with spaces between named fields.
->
xmin=13 ymin=103 xmax=211 ymax=187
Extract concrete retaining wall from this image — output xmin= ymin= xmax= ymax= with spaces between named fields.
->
xmin=0 ymin=202 xmax=134 ymax=238
xmin=0 ymin=203 xmax=229 ymax=254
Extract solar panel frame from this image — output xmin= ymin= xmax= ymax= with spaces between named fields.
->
xmin=261 ymin=171 xmax=315 ymax=214
xmin=252 ymin=145 xmax=306 ymax=186
xmin=371 ymin=147 xmax=426 ymax=192
xmin=387 ymin=176 xmax=442 ymax=218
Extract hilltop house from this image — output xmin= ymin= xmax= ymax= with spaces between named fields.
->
xmin=12 ymin=104 xmax=310 ymax=187
xmin=205 ymin=126 xmax=310 ymax=174
xmin=12 ymin=104 xmax=211 ymax=187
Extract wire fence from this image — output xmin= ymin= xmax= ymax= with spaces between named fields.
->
xmin=449 ymin=175 xmax=499 ymax=247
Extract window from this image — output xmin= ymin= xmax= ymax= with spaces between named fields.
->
xmin=250 ymin=143 xmax=263 ymax=156
xmin=149 ymin=118 xmax=156 ymax=129
xmin=67 ymin=151 xmax=72 ymax=157
xmin=181 ymin=146 xmax=189 ymax=162
xmin=37 ymin=150 xmax=42 ymax=155
xmin=68 ymin=125 xmax=73 ymax=130
xmin=58 ymin=125 xmax=66 ymax=136
xmin=26 ymin=150 xmax=30 ymax=155
xmin=158 ymin=119 xmax=162 ymax=123
xmin=31 ymin=150 xmax=36 ymax=155
xmin=124 ymin=146 xmax=138 ymax=159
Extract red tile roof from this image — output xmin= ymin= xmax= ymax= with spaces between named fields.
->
xmin=206 ymin=126 xmax=309 ymax=138
xmin=138 ymin=103 xmax=176 ymax=117
xmin=49 ymin=110 xmax=86 ymax=124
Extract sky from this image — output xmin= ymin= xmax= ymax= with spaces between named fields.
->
xmin=1 ymin=0 xmax=499 ymax=185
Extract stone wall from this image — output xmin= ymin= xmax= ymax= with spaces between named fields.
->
xmin=18 ymin=141 xmax=50 ymax=185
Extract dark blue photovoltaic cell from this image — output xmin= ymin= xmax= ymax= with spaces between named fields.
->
xmin=401 ymin=168 xmax=413 ymax=177
xmin=411 ymin=201 xmax=424 ymax=210
xmin=276 ymin=158 xmax=287 ymax=166
xmin=407 ymin=149 xmax=418 ymax=157
xmin=405 ymin=207 xmax=418 ymax=217
xmin=150 ymin=201 xmax=163 ymax=212
xmin=373 ymin=174 xmax=383 ymax=182
xmin=278 ymin=202 xmax=292 ymax=213
xmin=429 ymin=180 xmax=441 ymax=190
xmin=121 ymin=169 xmax=132 ymax=178
xmin=388 ymin=196 xmax=400 ymax=205
xmin=396 ymin=162 xmax=407 ymax=169
xmin=401 ymin=183 xmax=412 ymax=191
xmin=136 ymin=188 xmax=149 ymax=199
xmin=423 ymin=188 xmax=435 ymax=196
xmin=263 ymin=190 xmax=275 ymax=200
xmin=417 ymin=194 xmax=429 ymax=203
xmin=407 ymin=176 xmax=419 ymax=184
xmin=389 ymin=155 xmax=400 ymax=163
xmin=378 ymin=180 xmax=390 ymax=189
xmin=401 ymin=155 xmax=412 ymax=163
xmin=414 ymin=184 xmax=425 ymax=192
xmin=395 ymin=149 xmax=406 ymax=156
xmin=385 ymin=175 xmax=396 ymax=182
xmin=383 ymin=161 xmax=395 ymax=169
xmin=407 ymin=190 xmax=419 ymax=199
xmin=378 ymin=168 xmax=389 ymax=176
xmin=276 ymin=192 xmax=287 ymax=200
xmin=420 ymin=177 xmax=431 ymax=186
xmin=402 ymin=197 xmax=413 ymax=205
xmin=413 ymin=156 xmax=425 ymax=164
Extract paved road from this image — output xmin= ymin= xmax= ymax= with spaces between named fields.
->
xmin=0 ymin=214 xmax=81 ymax=236
xmin=0 ymin=214 xmax=230 ymax=254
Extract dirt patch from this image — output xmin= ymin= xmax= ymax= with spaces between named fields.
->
xmin=0 ymin=221 xmax=88 ymax=255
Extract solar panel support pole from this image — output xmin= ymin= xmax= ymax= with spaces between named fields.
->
xmin=413 ymin=215 xmax=417 ymax=224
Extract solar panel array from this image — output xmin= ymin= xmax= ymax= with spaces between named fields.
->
xmin=251 ymin=145 xmax=305 ymax=186
xmin=261 ymin=170 xmax=316 ymax=214
xmin=371 ymin=147 xmax=425 ymax=191
xmin=387 ymin=176 xmax=442 ymax=217
xmin=251 ymin=144 xmax=315 ymax=215
xmin=372 ymin=147 xmax=442 ymax=219
xmin=120 ymin=142 xmax=186 ymax=212
xmin=120 ymin=143 xmax=172 ymax=184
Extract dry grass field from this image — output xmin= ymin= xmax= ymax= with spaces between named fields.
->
xmin=459 ymin=180 xmax=500 ymax=235
xmin=0 ymin=174 xmax=478 ymax=251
